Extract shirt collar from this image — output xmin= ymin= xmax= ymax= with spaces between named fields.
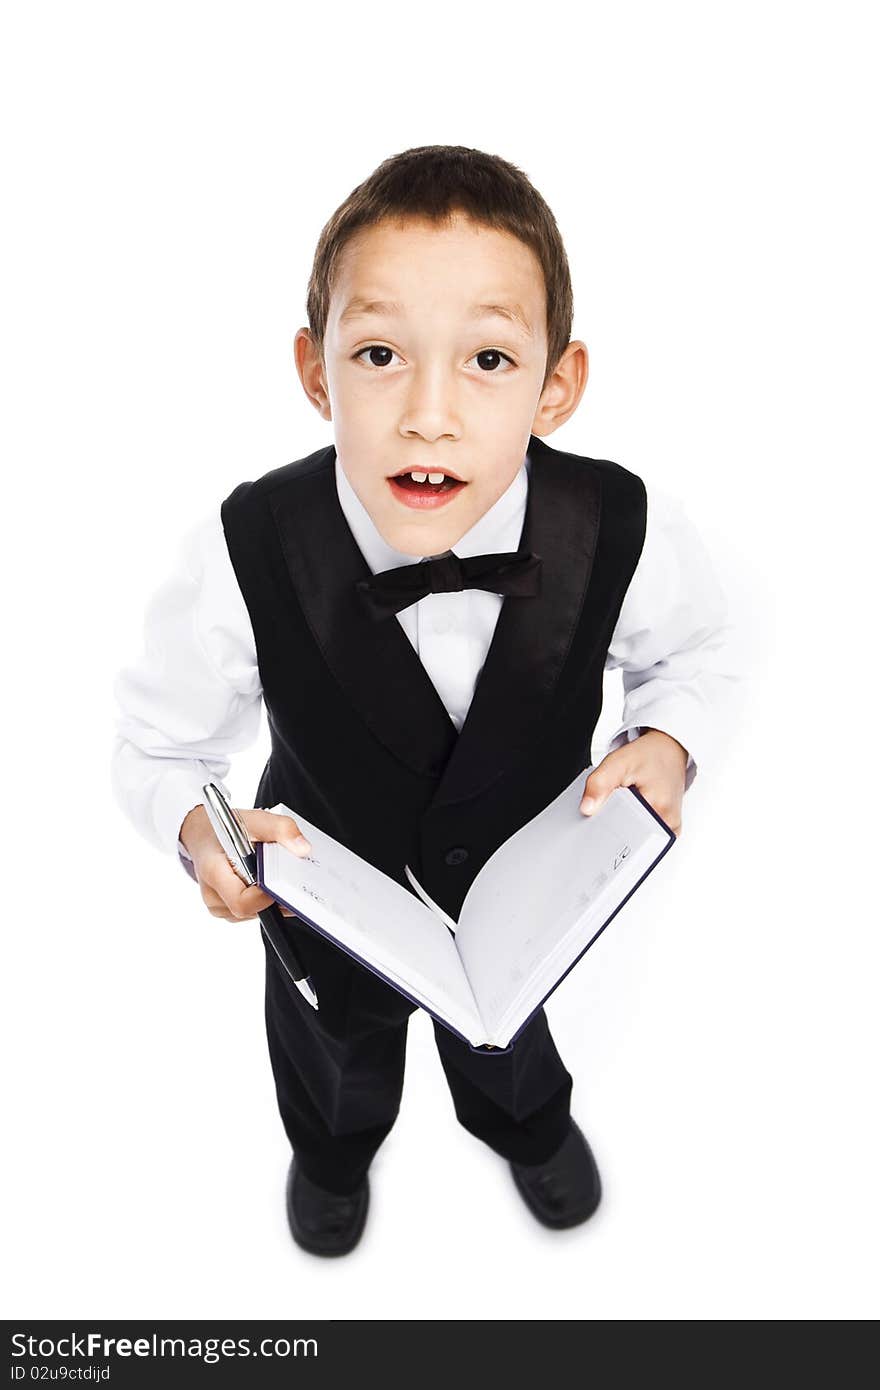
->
xmin=335 ymin=451 xmax=532 ymax=575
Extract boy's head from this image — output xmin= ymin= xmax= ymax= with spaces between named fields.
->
xmin=295 ymin=145 xmax=588 ymax=557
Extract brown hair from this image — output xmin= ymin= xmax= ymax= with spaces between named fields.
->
xmin=305 ymin=145 xmax=573 ymax=391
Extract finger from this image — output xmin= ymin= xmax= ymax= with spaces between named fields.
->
xmin=205 ymin=857 xmax=277 ymax=920
xmin=239 ymin=808 xmax=313 ymax=856
xmin=209 ymin=894 xmax=295 ymax=922
xmin=579 ymin=746 xmax=637 ymax=816
xmin=201 ymin=885 xmax=239 ymax=922
xmin=629 ymin=786 xmax=682 ymax=838
xmin=651 ymin=803 xmax=682 ymax=838
xmin=580 ymin=771 xmax=627 ymax=816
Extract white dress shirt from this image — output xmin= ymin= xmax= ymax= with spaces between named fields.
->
xmin=111 ymin=450 xmax=739 ymax=863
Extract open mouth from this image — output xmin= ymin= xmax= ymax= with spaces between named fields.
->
xmin=386 ymin=468 xmax=469 ymax=508
xmin=388 ymin=468 xmax=467 ymax=494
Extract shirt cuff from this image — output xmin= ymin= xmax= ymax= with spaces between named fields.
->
xmin=152 ymin=769 xmax=233 ymax=865
xmin=603 ymin=722 xmax=698 ymax=792
xmin=177 ymin=845 xmax=199 ymax=882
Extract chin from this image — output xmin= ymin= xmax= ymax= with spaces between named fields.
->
xmin=386 ymin=519 xmax=460 ymax=556
xmin=391 ymin=525 xmax=454 ymax=553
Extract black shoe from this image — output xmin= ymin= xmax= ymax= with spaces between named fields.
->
xmin=285 ymin=1157 xmax=369 ymax=1256
xmin=509 ymin=1120 xmax=601 ymax=1229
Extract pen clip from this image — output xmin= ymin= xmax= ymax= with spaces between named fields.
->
xmin=202 ymin=781 xmax=255 ymax=882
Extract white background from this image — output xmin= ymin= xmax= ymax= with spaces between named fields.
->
xmin=2 ymin=0 xmax=877 ymax=1321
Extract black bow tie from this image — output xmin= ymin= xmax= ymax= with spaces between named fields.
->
xmin=355 ymin=546 xmax=543 ymax=622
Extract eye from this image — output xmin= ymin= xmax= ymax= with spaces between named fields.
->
xmin=352 ymin=344 xmax=517 ymax=372
xmin=467 ymin=348 xmax=516 ymax=373
xmin=353 ymin=345 xmax=402 ymax=369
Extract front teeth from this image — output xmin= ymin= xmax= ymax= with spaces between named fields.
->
xmin=408 ymin=471 xmax=448 ymax=484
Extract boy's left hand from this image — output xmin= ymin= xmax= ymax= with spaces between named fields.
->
xmin=580 ymin=729 xmax=689 ymax=837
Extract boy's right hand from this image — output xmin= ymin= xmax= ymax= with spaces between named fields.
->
xmin=179 ymin=805 xmax=313 ymax=922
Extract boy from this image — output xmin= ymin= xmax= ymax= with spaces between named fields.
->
xmin=112 ymin=145 xmax=738 ymax=1257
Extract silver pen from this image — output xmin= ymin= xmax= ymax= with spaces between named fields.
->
xmin=202 ymin=782 xmax=319 ymax=1010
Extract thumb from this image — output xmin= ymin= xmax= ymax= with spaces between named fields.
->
xmin=580 ymin=767 xmax=615 ymax=816
xmin=240 ymin=808 xmax=313 ymax=857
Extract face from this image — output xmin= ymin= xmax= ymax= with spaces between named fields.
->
xmin=302 ymin=213 xmax=565 ymax=556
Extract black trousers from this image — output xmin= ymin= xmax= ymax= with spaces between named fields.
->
xmin=263 ymin=922 xmax=574 ymax=1195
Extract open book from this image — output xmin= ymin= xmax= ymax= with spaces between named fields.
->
xmin=255 ymin=765 xmax=675 ymax=1054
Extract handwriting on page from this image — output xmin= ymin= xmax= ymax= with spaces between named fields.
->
xmin=280 ymin=846 xmax=378 ymax=935
xmin=300 ymin=885 xmax=327 ymax=907
xmin=494 ymin=843 xmax=635 ymax=1005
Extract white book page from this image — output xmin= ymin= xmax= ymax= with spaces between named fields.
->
xmin=489 ymin=835 xmax=663 ymax=1044
xmin=454 ymin=770 xmax=672 ymax=1038
xmin=259 ymin=807 xmax=485 ymax=1042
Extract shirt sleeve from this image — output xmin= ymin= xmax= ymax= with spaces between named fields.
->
xmin=110 ymin=507 xmax=263 ymax=868
xmin=602 ymin=483 xmax=743 ymax=792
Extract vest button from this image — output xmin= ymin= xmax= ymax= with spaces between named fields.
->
xmin=444 ymin=846 xmax=469 ymax=866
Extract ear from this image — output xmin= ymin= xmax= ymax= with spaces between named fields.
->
xmin=294 ymin=327 xmax=332 ymax=421
xmin=531 ymin=340 xmax=589 ymax=437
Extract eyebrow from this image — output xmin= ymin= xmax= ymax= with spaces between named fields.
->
xmin=338 ymin=297 xmax=533 ymax=338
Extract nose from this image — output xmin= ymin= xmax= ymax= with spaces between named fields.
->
xmin=398 ymin=364 xmax=462 ymax=443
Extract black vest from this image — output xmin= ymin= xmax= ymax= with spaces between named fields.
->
xmin=220 ymin=433 xmax=647 ymax=921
